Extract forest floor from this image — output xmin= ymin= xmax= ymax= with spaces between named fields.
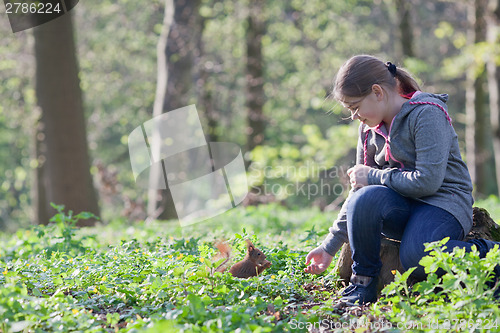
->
xmin=1 ymin=200 xmax=500 ymax=332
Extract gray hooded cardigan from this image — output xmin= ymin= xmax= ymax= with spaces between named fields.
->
xmin=321 ymin=92 xmax=474 ymax=256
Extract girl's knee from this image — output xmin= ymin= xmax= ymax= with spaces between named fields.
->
xmin=347 ymin=186 xmax=403 ymax=230
xmin=348 ymin=185 xmax=392 ymax=211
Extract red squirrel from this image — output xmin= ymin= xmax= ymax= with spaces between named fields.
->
xmin=213 ymin=239 xmax=271 ymax=278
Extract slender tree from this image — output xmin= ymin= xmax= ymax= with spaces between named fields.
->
xmin=163 ymin=0 xmax=203 ymax=112
xmin=396 ymin=0 xmax=415 ymax=58
xmin=147 ymin=0 xmax=175 ymax=220
xmin=487 ymin=0 xmax=500 ymax=195
xmin=33 ymin=13 xmax=100 ymax=226
xmin=198 ymin=33 xmax=218 ymax=143
xmin=465 ymin=0 xmax=489 ymax=196
xmin=33 ymin=117 xmax=49 ymax=225
xmin=245 ymin=0 xmax=266 ymax=157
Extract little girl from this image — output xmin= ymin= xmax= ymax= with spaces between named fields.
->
xmin=304 ymin=55 xmax=500 ymax=305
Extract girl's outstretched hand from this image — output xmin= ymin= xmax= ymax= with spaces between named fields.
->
xmin=304 ymin=246 xmax=333 ymax=274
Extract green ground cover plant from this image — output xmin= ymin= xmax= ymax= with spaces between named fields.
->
xmin=1 ymin=200 xmax=499 ymax=332
xmin=378 ymin=238 xmax=500 ymax=332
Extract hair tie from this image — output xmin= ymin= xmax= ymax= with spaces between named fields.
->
xmin=386 ymin=62 xmax=397 ymax=77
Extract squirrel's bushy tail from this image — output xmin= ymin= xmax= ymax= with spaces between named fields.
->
xmin=213 ymin=241 xmax=231 ymax=273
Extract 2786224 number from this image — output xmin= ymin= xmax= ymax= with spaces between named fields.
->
xmin=441 ymin=318 xmax=499 ymax=330
xmin=5 ymin=2 xmax=62 ymax=14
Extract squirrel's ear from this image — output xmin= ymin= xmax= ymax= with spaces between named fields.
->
xmin=245 ymin=239 xmax=254 ymax=250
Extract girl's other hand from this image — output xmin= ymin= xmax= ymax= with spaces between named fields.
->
xmin=347 ymin=164 xmax=371 ymax=189
xmin=304 ymin=246 xmax=333 ymax=274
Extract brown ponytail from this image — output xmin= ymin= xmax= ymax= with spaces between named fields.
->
xmin=333 ymin=55 xmax=421 ymax=101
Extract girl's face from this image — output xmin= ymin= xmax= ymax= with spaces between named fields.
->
xmin=342 ymin=88 xmax=386 ymax=128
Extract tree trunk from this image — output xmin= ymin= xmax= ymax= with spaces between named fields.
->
xmin=147 ymin=0 xmax=176 ymax=221
xmin=148 ymin=0 xmax=204 ymax=221
xmin=487 ymin=0 xmax=500 ymax=196
xmin=466 ymin=0 xmax=489 ymax=197
xmin=196 ymin=3 xmax=217 ymax=142
xmin=33 ymin=13 xmax=100 ymax=226
xmin=33 ymin=117 xmax=49 ymax=225
xmin=396 ymin=0 xmax=415 ymax=58
xmin=335 ymin=207 xmax=500 ymax=289
xmin=245 ymin=0 xmax=266 ymax=156
xmin=163 ymin=0 xmax=203 ymax=112
xmin=199 ymin=60 xmax=218 ymax=143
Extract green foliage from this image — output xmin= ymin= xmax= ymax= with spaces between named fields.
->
xmin=0 ymin=204 xmax=338 ymax=332
xmin=377 ymin=237 xmax=500 ymax=331
xmin=75 ymin=0 xmax=163 ymax=222
xmin=2 ymin=205 xmax=500 ymax=331
xmin=248 ymin=122 xmax=358 ymax=207
xmin=0 ymin=22 xmax=36 ymax=229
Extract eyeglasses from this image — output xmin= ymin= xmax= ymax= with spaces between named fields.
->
xmin=342 ymin=96 xmax=366 ymax=121
xmin=349 ymin=106 xmax=360 ymax=121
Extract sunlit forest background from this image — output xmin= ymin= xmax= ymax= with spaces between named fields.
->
xmin=2 ymin=0 xmax=500 ymax=230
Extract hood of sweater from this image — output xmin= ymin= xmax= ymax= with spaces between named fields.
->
xmin=387 ymin=92 xmax=455 ymax=170
xmin=358 ymin=92 xmax=453 ymax=170
xmin=394 ymin=92 xmax=451 ymax=129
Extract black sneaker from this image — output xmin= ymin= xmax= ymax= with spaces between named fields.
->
xmin=340 ymin=275 xmax=378 ymax=305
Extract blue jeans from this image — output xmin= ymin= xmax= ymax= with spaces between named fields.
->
xmin=347 ymin=185 xmax=486 ymax=281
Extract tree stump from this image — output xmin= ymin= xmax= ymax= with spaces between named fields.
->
xmin=334 ymin=207 xmax=500 ymax=290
